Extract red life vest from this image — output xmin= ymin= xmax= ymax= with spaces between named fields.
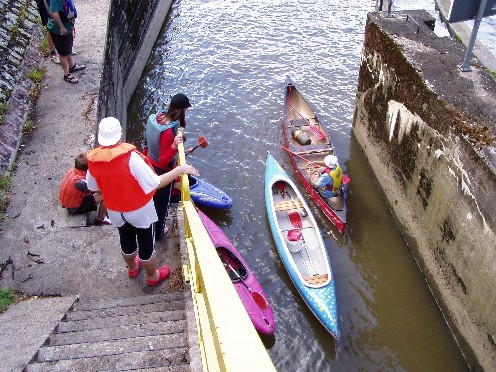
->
xmin=59 ymin=168 xmax=88 ymax=208
xmin=321 ymin=165 xmax=343 ymax=195
xmin=87 ymin=143 xmax=156 ymax=212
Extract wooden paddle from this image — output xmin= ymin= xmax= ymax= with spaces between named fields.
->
xmin=220 ymin=256 xmax=269 ymax=311
xmin=185 ymin=135 xmax=208 ymax=156
xmin=281 ymin=146 xmax=350 ymax=185
xmin=287 ymin=100 xmax=326 ymax=140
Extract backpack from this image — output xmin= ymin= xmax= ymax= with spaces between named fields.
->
xmin=44 ymin=0 xmax=77 ymax=22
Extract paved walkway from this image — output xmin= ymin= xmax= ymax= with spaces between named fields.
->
xmin=0 ymin=1 xmax=187 ymax=370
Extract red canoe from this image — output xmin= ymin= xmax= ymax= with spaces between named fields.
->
xmin=282 ymin=76 xmax=348 ymax=234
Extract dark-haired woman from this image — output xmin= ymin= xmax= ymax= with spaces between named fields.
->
xmin=145 ymin=93 xmax=191 ymax=241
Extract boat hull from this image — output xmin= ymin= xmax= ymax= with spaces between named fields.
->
xmin=171 ymin=175 xmax=233 ymax=209
xmin=264 ymin=152 xmax=339 ymax=339
xmin=197 ymin=209 xmax=275 ymax=336
xmin=282 ymin=76 xmax=347 ymax=234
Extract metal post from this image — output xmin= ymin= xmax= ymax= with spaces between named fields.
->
xmin=375 ymin=0 xmax=384 ymax=11
xmin=459 ymin=0 xmax=488 ymax=72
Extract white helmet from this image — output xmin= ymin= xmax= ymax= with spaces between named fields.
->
xmin=324 ymin=155 xmax=338 ymax=168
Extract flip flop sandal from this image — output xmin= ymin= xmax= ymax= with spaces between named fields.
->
xmin=63 ymin=73 xmax=78 ymax=84
xmin=128 ymin=256 xmax=142 ymax=278
xmin=146 ymin=265 xmax=170 ymax=287
xmin=69 ymin=63 xmax=86 ymax=72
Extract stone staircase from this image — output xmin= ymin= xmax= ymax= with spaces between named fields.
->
xmin=24 ymin=292 xmax=194 ymax=371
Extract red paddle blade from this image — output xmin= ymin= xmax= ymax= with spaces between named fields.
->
xmin=288 ymin=211 xmax=303 ymax=228
xmin=198 ymin=135 xmax=208 ymax=148
xmin=252 ymin=291 xmax=268 ymax=310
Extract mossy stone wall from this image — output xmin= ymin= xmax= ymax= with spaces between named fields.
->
xmin=353 ymin=10 xmax=496 ymax=371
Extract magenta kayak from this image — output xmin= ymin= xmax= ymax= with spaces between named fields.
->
xmin=197 ymin=209 xmax=276 ymax=336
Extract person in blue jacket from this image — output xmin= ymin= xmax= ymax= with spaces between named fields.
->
xmin=309 ymin=155 xmax=343 ymax=198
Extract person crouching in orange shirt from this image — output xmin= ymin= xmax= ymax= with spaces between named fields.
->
xmin=59 ymin=153 xmax=110 ymax=225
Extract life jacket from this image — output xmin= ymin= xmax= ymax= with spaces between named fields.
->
xmin=145 ymin=113 xmax=179 ymax=166
xmin=87 ymin=143 xmax=156 ymax=212
xmin=321 ymin=165 xmax=343 ymax=195
xmin=59 ymin=168 xmax=88 ymax=208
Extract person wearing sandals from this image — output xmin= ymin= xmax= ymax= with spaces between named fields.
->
xmin=144 ymin=93 xmax=192 ymax=241
xmin=86 ymin=117 xmax=200 ymax=286
xmin=46 ymin=0 xmax=85 ymax=84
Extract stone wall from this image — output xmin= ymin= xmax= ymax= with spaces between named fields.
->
xmin=0 ymin=0 xmax=43 ymax=175
xmin=97 ymin=0 xmax=172 ymax=138
xmin=352 ymin=10 xmax=496 ymax=371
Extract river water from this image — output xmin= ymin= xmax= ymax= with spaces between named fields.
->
xmin=127 ymin=0 xmax=469 ymax=370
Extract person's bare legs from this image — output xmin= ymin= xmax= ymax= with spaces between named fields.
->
xmin=60 ymin=54 xmax=74 ymax=75
xmin=93 ymin=193 xmax=107 ymax=220
xmin=141 ymin=253 xmax=160 ymax=282
xmin=47 ymin=31 xmax=55 ymax=51
xmin=123 ymin=253 xmax=140 ymax=272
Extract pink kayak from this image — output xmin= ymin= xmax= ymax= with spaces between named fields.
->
xmin=197 ymin=209 xmax=276 ymax=336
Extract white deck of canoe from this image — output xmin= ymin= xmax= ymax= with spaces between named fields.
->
xmin=272 ymin=184 xmax=329 ymax=282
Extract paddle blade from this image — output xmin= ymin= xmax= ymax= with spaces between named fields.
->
xmin=252 ymin=291 xmax=268 ymax=310
xmin=288 ymin=211 xmax=303 ymax=228
xmin=198 ymin=135 xmax=208 ymax=148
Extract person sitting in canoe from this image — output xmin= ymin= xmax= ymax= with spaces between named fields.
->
xmin=308 ymin=155 xmax=343 ymax=198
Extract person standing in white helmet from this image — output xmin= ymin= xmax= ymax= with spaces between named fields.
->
xmin=86 ymin=117 xmax=199 ymax=287
xmin=308 ymin=155 xmax=343 ymax=198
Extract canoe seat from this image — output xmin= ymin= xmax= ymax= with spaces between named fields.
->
xmin=274 ymin=200 xmax=303 ymax=212
xmin=304 ymin=274 xmax=329 ymax=285
xmin=293 ymin=144 xmax=330 ymax=154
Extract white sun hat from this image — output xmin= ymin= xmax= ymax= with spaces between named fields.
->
xmin=98 ymin=117 xmax=122 ymax=146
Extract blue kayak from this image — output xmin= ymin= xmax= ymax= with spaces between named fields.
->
xmin=264 ymin=151 xmax=339 ymax=339
xmin=171 ymin=175 xmax=233 ymax=209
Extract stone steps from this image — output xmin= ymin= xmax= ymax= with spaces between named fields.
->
xmin=24 ymin=292 xmax=191 ymax=371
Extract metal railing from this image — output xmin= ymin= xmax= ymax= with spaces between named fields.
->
xmin=176 ymin=135 xmax=276 ymax=371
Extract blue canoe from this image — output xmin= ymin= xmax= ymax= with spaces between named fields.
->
xmin=171 ymin=175 xmax=233 ymax=209
xmin=264 ymin=151 xmax=339 ymax=339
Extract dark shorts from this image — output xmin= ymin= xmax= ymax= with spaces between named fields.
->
xmin=67 ymin=194 xmax=97 ymax=215
xmin=50 ymin=31 xmax=73 ymax=57
xmin=118 ymin=222 xmax=155 ymax=261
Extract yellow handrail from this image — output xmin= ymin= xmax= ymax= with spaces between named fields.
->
xmin=176 ymin=132 xmax=275 ymax=371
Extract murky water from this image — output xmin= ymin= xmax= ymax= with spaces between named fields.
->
xmin=127 ymin=0 xmax=468 ymax=370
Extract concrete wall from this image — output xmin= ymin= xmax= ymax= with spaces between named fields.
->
xmin=353 ymin=10 xmax=496 ymax=371
xmin=97 ymin=0 xmax=172 ymax=138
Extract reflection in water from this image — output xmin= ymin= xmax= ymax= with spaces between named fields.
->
xmin=127 ymin=0 xmax=467 ymax=370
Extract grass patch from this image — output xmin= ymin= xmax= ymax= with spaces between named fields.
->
xmin=39 ymin=35 xmax=49 ymax=57
xmin=28 ymin=67 xmax=45 ymax=84
xmin=28 ymin=66 xmax=46 ymax=102
xmin=0 ymin=288 xmax=15 ymax=313
xmin=23 ymin=119 xmax=35 ymax=134
xmin=0 ymin=101 xmax=8 ymax=125
xmin=0 ymin=173 xmax=12 ymax=224
xmin=0 ymin=174 xmax=12 ymax=190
